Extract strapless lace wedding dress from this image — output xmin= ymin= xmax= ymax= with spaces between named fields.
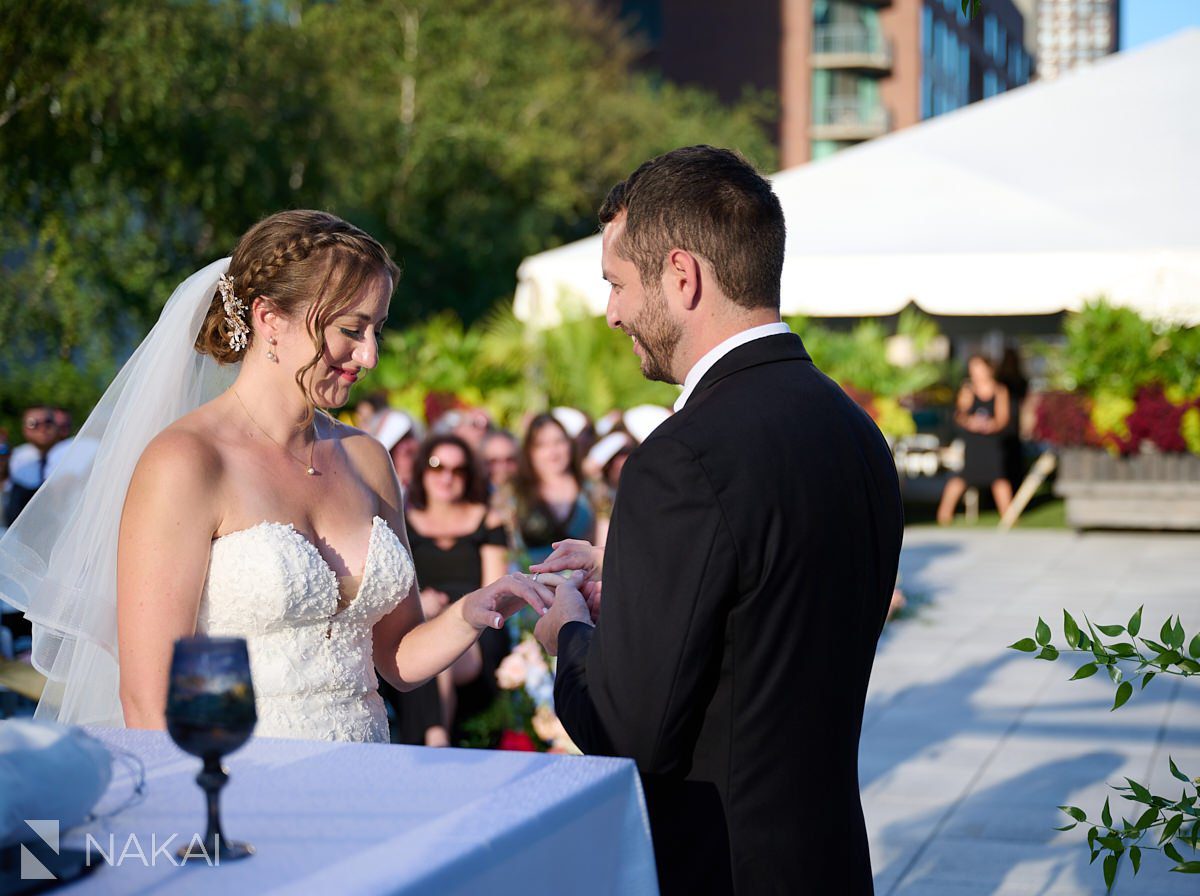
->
xmin=195 ymin=515 xmax=414 ymax=743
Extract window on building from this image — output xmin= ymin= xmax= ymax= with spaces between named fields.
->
xmin=811 ymin=140 xmax=841 ymax=161
xmin=960 ymin=45 xmax=971 ymax=103
xmin=983 ymin=69 xmax=999 ymax=98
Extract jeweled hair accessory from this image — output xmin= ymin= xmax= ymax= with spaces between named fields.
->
xmin=217 ymin=274 xmax=250 ymax=353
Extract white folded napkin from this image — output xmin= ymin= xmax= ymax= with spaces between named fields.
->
xmin=0 ymin=719 xmax=113 ymax=847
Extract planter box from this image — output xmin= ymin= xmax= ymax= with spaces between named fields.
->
xmin=1055 ymin=448 xmax=1200 ymax=530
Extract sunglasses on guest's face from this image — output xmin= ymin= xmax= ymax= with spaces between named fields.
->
xmin=485 ymin=454 xmax=517 ymax=467
xmin=24 ymin=415 xmax=56 ymax=430
xmin=427 ymin=456 xmax=467 ymax=477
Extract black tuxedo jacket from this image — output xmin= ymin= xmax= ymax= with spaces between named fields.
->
xmin=555 ymin=333 xmax=903 ymax=895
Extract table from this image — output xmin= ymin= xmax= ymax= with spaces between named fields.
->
xmin=59 ymin=728 xmax=658 ymax=895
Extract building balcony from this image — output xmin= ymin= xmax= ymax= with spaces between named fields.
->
xmin=810 ymin=98 xmax=891 ymax=141
xmin=812 ymin=25 xmax=893 ymax=72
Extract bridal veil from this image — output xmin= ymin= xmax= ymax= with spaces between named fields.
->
xmin=0 ymin=258 xmax=237 ymax=726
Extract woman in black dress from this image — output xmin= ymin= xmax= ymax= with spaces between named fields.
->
xmin=386 ymin=434 xmax=509 ymax=744
xmin=937 ymin=354 xmax=1013 ymax=524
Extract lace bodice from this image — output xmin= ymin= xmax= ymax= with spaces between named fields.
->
xmin=196 ymin=515 xmax=414 ymax=743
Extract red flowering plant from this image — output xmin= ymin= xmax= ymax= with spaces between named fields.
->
xmin=1119 ymin=385 xmax=1189 ymax=455
xmin=1032 ymin=391 xmax=1098 ymax=448
xmin=1034 ymin=301 xmax=1200 ymax=456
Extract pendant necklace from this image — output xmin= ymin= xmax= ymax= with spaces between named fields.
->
xmin=232 ymin=389 xmax=318 ymax=475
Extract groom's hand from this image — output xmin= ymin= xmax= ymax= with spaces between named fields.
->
xmin=534 ymin=574 xmax=592 ymax=656
xmin=529 ymin=539 xmax=604 ymax=583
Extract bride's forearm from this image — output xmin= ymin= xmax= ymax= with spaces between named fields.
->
xmin=388 ymin=601 xmax=482 ymax=690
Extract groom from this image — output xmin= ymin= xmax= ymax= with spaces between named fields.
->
xmin=533 ymin=146 xmax=903 ymax=895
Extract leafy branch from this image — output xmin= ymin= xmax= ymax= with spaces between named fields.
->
xmin=1009 ymin=609 xmax=1200 ymax=889
xmin=1055 ymin=760 xmax=1200 ymax=890
xmin=1010 ymin=607 xmax=1200 ymax=711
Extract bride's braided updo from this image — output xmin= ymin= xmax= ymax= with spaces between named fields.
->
xmin=196 ymin=210 xmax=400 ymax=421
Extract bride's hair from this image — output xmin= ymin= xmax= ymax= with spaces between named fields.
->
xmin=196 ymin=209 xmax=400 ymax=422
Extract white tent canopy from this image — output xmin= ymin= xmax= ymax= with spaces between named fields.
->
xmin=514 ymin=30 xmax=1200 ymax=328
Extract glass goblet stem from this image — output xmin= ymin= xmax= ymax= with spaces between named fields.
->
xmin=197 ymin=756 xmax=229 ymax=858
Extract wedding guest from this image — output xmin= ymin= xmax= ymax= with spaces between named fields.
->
xmin=513 ymin=414 xmax=604 ymax=565
xmin=552 ymin=406 xmax=595 ymax=458
xmin=453 ymin=408 xmax=492 ymax=453
xmin=937 ymin=354 xmax=1013 ymax=524
xmin=583 ymin=432 xmax=634 ymax=524
xmin=996 ymin=346 xmax=1030 ymax=489
xmin=532 ymin=146 xmax=902 ymax=895
xmin=480 ymin=430 xmax=519 ymax=494
xmin=4 ymin=406 xmax=62 ymax=523
xmin=355 ymin=391 xmax=421 ymax=488
xmin=399 ymin=435 xmax=509 ymax=744
xmin=0 ymin=438 xmax=10 ymax=530
xmin=433 ymin=407 xmax=492 ymax=453
xmin=391 ymin=430 xmax=420 ymax=492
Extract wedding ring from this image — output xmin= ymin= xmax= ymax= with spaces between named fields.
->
xmin=532 ymin=573 xmax=541 ymax=583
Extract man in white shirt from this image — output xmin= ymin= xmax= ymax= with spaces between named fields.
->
xmin=532 ymin=145 xmax=903 ymax=895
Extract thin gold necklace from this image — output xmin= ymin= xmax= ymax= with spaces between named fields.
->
xmin=232 ymin=389 xmax=318 ymax=476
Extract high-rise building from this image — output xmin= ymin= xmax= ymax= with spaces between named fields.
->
xmin=1035 ymin=0 xmax=1119 ymax=81
xmin=606 ymin=0 xmax=1033 ymax=167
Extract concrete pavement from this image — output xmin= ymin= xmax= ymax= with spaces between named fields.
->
xmin=863 ymin=528 xmax=1200 ymax=895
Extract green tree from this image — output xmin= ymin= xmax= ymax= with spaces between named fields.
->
xmin=2 ymin=0 xmax=776 ymax=435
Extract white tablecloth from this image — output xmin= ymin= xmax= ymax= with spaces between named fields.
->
xmin=62 ymin=728 xmax=658 ymax=895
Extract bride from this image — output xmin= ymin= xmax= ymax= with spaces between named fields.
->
xmin=0 ymin=210 xmax=552 ymax=742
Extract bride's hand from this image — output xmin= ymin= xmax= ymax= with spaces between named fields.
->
xmin=529 ymin=539 xmax=603 ymax=583
xmin=457 ymin=573 xmax=555 ymax=631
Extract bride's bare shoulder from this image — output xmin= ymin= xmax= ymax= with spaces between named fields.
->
xmin=334 ymin=418 xmax=401 ymax=497
xmin=133 ymin=405 xmax=228 ymax=487
xmin=121 ymin=407 xmax=229 ymax=549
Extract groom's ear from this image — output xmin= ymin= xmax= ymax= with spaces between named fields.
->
xmin=664 ymin=247 xmax=702 ymax=312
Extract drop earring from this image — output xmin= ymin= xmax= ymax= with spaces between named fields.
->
xmin=266 ymin=336 xmax=277 ymax=362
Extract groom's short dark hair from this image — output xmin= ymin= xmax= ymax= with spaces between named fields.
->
xmin=598 ymin=145 xmax=785 ymax=312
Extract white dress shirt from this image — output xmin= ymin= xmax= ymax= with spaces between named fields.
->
xmin=674 ymin=322 xmax=792 ymax=411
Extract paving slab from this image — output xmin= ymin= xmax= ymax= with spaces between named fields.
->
xmin=864 ymin=528 xmax=1200 ymax=895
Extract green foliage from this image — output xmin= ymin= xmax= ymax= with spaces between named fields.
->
xmin=1056 ymin=300 xmax=1200 ymax=397
xmin=1011 ymin=608 xmax=1200 ymax=888
xmin=362 ymin=304 xmax=951 ymax=434
xmin=2 ymin=0 xmax=776 ymax=434
xmin=786 ymin=309 xmax=946 ymax=400
xmin=367 ymin=300 xmax=680 ymax=429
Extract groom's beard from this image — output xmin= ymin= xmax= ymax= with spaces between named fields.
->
xmin=629 ymin=286 xmax=682 ymax=384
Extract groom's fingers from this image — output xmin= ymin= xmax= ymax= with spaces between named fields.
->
xmin=529 ymin=540 xmax=595 ymax=575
